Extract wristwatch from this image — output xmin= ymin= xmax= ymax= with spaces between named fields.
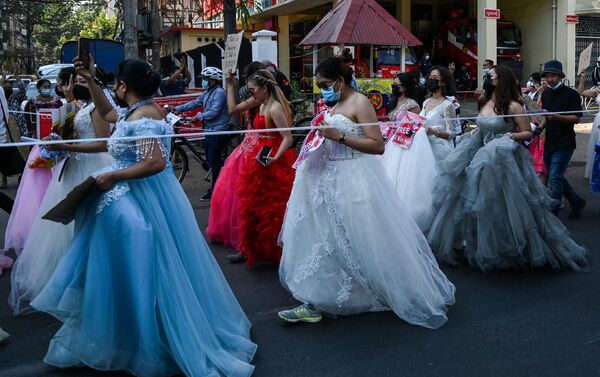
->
xmin=338 ymin=133 xmax=346 ymax=144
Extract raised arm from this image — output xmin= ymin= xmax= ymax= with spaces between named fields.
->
xmin=578 ymin=69 xmax=599 ymax=98
xmin=226 ymin=70 xmax=259 ymax=115
xmin=74 ymin=55 xmax=117 ymax=123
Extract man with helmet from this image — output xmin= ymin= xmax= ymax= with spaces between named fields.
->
xmin=174 ymin=66 xmax=229 ymax=201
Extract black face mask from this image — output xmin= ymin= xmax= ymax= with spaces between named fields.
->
xmin=392 ymin=86 xmax=403 ymax=97
xmin=324 ymin=100 xmax=339 ymax=108
xmin=4 ymin=89 xmax=13 ymax=98
xmin=483 ymin=78 xmax=496 ymax=93
xmin=426 ymin=78 xmax=440 ymax=93
xmin=73 ymin=84 xmax=91 ymax=101
xmin=55 ymin=85 xmax=65 ymax=98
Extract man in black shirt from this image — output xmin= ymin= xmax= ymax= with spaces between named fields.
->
xmin=539 ymin=60 xmax=586 ymax=218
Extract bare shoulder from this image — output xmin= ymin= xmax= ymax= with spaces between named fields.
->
xmin=509 ymin=101 xmax=525 ymax=114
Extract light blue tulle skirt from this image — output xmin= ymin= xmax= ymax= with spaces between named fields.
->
xmin=31 ymin=168 xmax=256 ymax=377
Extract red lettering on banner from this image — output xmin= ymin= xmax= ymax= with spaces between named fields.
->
xmin=484 ymin=8 xmax=500 ymax=19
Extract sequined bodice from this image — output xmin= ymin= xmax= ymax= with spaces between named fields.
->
xmin=327 ymin=114 xmax=366 ymax=160
xmin=107 ymin=117 xmax=172 ymax=170
xmin=73 ymin=103 xmax=97 ymax=141
xmin=477 ymin=115 xmax=515 ymax=143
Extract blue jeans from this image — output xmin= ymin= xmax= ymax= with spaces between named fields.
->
xmin=543 ymin=147 xmax=582 ymax=211
xmin=204 ymin=134 xmax=227 ymax=190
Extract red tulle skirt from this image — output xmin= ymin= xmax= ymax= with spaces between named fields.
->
xmin=206 ymin=135 xmax=258 ymax=249
xmin=236 ymin=137 xmax=296 ymax=267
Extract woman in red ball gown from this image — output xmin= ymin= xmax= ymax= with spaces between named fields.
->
xmin=235 ymin=69 xmax=296 ymax=267
xmin=206 ymin=62 xmax=266 ymax=250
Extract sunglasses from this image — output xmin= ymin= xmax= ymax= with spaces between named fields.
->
xmin=316 ymin=80 xmax=335 ymax=90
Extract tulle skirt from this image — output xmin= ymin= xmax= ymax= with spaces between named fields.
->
xmin=3 ymin=146 xmax=56 ymax=253
xmin=236 ymin=138 xmax=296 ymax=267
xmin=31 ymin=167 xmax=256 ymax=377
xmin=280 ymin=150 xmax=455 ymax=329
xmin=379 ymin=127 xmax=437 ymax=226
xmin=10 ymin=152 xmax=113 ymax=315
xmin=585 ymin=114 xmax=600 ymax=179
xmin=423 ymin=131 xmax=588 ymax=272
xmin=206 ymin=135 xmax=257 ymax=249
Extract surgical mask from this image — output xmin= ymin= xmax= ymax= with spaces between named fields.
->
xmin=73 ymin=84 xmax=91 ymax=100
xmin=40 ymin=88 xmax=52 ymax=97
xmin=483 ymin=78 xmax=496 ymax=93
xmin=320 ymin=82 xmax=341 ymax=103
xmin=426 ymin=78 xmax=440 ymax=93
xmin=483 ymin=68 xmax=490 ymax=75
xmin=201 ymin=80 xmax=209 ymax=89
xmin=392 ymin=86 xmax=403 ymax=97
xmin=419 ymin=77 xmax=426 ymax=87
xmin=526 ymin=81 xmax=534 ymax=89
xmin=549 ymin=81 xmax=563 ymax=90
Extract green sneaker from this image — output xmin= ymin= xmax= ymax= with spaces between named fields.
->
xmin=278 ymin=304 xmax=323 ymax=323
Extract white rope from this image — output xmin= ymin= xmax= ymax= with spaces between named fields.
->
xmin=0 ymin=109 xmax=590 ymax=148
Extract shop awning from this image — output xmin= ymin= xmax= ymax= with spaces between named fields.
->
xmin=300 ymin=0 xmax=422 ymax=46
xmin=259 ymin=0 xmax=332 ymax=17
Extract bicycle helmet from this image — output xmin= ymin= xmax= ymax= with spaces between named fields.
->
xmin=201 ymin=67 xmax=223 ymax=81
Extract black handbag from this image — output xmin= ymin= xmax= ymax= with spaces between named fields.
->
xmin=0 ymin=99 xmax=26 ymax=177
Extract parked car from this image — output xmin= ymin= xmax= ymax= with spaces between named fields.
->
xmin=37 ymin=64 xmax=72 ymax=79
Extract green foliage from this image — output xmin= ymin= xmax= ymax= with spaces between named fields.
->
xmin=237 ymin=0 xmax=262 ymax=29
xmin=33 ymin=4 xmax=117 ymax=65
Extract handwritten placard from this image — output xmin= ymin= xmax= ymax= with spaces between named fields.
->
xmin=578 ymin=42 xmax=594 ymax=74
xmin=222 ymin=30 xmax=244 ymax=79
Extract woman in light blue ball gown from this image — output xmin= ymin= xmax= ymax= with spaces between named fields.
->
xmin=31 ymin=57 xmax=256 ymax=377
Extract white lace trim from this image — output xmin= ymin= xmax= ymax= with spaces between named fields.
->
xmin=96 ymin=183 xmax=131 ymax=215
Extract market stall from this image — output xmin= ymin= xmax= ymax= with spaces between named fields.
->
xmin=300 ymin=0 xmax=422 ymax=119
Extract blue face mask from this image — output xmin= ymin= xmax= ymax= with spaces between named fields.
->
xmin=549 ymin=81 xmax=563 ymax=90
xmin=201 ymin=80 xmax=209 ymax=89
xmin=40 ymin=88 xmax=52 ymax=97
xmin=320 ymin=81 xmax=340 ymax=103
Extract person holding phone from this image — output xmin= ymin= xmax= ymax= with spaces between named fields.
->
xmin=30 ymin=56 xmax=256 ymax=377
xmin=234 ymin=69 xmax=296 ymax=267
xmin=278 ymin=57 xmax=455 ymax=327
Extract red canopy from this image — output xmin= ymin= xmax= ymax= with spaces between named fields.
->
xmin=300 ymin=0 xmax=422 ymax=46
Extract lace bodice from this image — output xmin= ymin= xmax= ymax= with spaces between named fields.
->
xmin=388 ymin=98 xmax=420 ymax=121
xmin=477 ymin=115 xmax=515 ymax=143
xmin=326 ymin=113 xmax=366 ymax=160
xmin=73 ymin=103 xmax=97 ymax=141
xmin=420 ymin=99 xmax=457 ymax=135
xmin=107 ymin=116 xmax=172 ymax=170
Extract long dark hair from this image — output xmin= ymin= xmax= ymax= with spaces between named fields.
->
xmin=115 ymin=59 xmax=161 ymax=98
xmin=429 ymin=66 xmax=456 ymax=97
xmin=315 ymin=57 xmax=354 ymax=86
xmin=387 ymin=72 xmax=417 ymax=113
xmin=248 ymin=69 xmax=292 ymax=127
xmin=478 ymin=65 xmax=523 ymax=116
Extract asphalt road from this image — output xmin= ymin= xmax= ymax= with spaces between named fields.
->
xmin=0 ymin=130 xmax=599 ymax=377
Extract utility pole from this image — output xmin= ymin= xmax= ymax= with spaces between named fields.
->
xmin=223 ymin=0 xmax=236 ymax=39
xmin=151 ymin=0 xmax=161 ymax=73
xmin=122 ymin=0 xmax=139 ymax=59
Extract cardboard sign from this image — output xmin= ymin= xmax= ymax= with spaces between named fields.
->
xmin=578 ymin=42 xmax=594 ymax=74
xmin=222 ymin=30 xmax=244 ymax=79
xmin=35 ymin=102 xmax=76 ymax=139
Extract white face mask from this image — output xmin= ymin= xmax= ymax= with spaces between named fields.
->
xmin=526 ymin=81 xmax=534 ymax=89
xmin=483 ymin=68 xmax=490 ymax=75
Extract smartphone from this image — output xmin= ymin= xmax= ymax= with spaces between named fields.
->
xmin=78 ymin=38 xmax=91 ymax=68
xmin=256 ymin=146 xmax=273 ymax=167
